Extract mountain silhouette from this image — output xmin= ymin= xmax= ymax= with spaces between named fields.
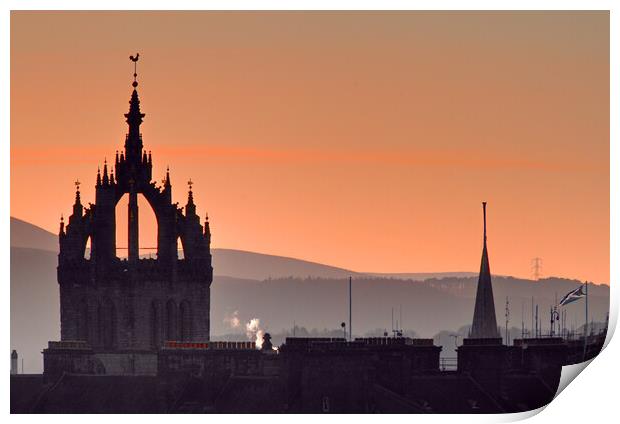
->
xmin=10 ymin=217 xmax=609 ymax=373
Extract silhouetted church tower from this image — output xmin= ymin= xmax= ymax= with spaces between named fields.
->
xmin=470 ymin=202 xmax=499 ymax=339
xmin=57 ymin=55 xmax=213 ymax=353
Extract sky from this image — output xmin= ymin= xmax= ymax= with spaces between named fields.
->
xmin=10 ymin=11 xmax=609 ymax=283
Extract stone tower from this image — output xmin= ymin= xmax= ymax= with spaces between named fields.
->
xmin=470 ymin=202 xmax=499 ymax=339
xmin=57 ymin=57 xmax=213 ymax=353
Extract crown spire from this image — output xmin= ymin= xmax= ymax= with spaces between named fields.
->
xmin=124 ymin=53 xmax=145 ymax=165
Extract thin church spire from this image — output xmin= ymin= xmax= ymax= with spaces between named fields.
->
xmin=470 ymin=202 xmax=500 ymax=339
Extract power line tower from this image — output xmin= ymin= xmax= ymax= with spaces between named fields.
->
xmin=531 ymin=257 xmax=543 ymax=281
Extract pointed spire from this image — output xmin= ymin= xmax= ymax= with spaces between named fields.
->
xmin=124 ymin=54 xmax=145 ymax=165
xmin=110 ymin=169 xmax=115 ymax=185
xmin=185 ymin=179 xmax=196 ymax=217
xmin=204 ymin=212 xmax=211 ymax=238
xmin=74 ymin=179 xmax=82 ymax=205
xmin=142 ymin=150 xmax=148 ymax=163
xmin=96 ymin=167 xmax=101 ymax=186
xmin=102 ymin=159 xmax=109 ymax=185
xmin=59 ymin=214 xmax=65 ymax=236
xmin=148 ymin=150 xmax=152 ymax=164
xmin=187 ymin=179 xmax=194 ymax=204
xmin=164 ymin=166 xmax=171 ymax=187
xmin=72 ymin=180 xmax=83 ymax=217
xmin=470 ymin=202 xmax=499 ymax=339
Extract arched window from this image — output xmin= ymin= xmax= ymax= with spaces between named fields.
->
xmin=115 ymin=193 xmax=158 ymax=259
xmin=150 ymin=301 xmax=161 ymax=348
xmin=179 ymin=300 xmax=192 ymax=341
xmin=166 ymin=299 xmax=177 ymax=341
xmin=98 ymin=299 xmax=116 ymax=349
xmin=77 ymin=298 xmax=89 ymax=342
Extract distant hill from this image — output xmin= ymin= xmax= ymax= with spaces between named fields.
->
xmin=9 ymin=217 xmax=610 ymax=373
xmin=9 ymin=217 xmax=473 ymax=281
xmin=10 ymin=217 xmax=59 ymax=253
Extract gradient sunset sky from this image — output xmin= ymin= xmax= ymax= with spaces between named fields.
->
xmin=10 ymin=11 xmax=609 ymax=283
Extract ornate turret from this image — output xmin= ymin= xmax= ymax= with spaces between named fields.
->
xmin=470 ymin=202 xmax=500 ymax=339
xmin=56 ymin=53 xmax=213 ymax=358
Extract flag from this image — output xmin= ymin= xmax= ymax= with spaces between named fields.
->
xmin=559 ymin=284 xmax=586 ymax=306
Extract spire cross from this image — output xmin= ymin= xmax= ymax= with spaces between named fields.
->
xmin=74 ymin=179 xmax=81 ymax=191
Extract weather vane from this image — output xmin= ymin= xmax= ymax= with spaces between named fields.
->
xmin=129 ymin=53 xmax=140 ymax=87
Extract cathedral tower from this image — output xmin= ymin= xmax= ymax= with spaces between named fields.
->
xmin=57 ymin=55 xmax=213 ymax=354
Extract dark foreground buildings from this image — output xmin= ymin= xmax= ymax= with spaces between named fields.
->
xmin=10 ymin=58 xmax=603 ymax=414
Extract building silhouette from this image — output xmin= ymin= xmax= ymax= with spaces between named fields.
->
xmin=55 ymin=61 xmax=213 ymax=369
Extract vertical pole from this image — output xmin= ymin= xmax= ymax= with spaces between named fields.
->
xmin=391 ymin=308 xmax=394 ymax=337
xmin=505 ymin=296 xmax=509 ymax=345
xmin=531 ymin=297 xmax=534 ymax=339
xmin=536 ymin=305 xmax=538 ymax=338
xmin=583 ymin=281 xmax=589 ymax=361
xmin=521 ymin=302 xmax=524 ymax=339
xmin=550 ymin=307 xmax=553 ymax=337
xmin=349 ymin=276 xmax=352 ymax=342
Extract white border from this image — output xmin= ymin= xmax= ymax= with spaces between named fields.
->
xmin=3 ymin=1 xmax=617 ymax=422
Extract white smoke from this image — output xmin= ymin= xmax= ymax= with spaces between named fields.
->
xmin=223 ymin=310 xmax=241 ymax=329
xmin=245 ymin=318 xmax=264 ymax=349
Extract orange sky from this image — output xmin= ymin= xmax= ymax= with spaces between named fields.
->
xmin=10 ymin=11 xmax=610 ymax=283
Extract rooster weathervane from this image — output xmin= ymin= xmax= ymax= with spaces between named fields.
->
xmin=129 ymin=53 xmax=140 ymax=87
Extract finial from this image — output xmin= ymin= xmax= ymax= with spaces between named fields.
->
xmin=129 ymin=53 xmax=140 ymax=87
xmin=75 ymin=179 xmax=81 ymax=192
xmin=188 ymin=179 xmax=193 ymax=191
xmin=164 ymin=166 xmax=171 ymax=187
xmin=60 ymin=214 xmax=64 ymax=223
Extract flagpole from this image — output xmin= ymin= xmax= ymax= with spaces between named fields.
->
xmin=583 ymin=281 xmax=588 ymax=362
